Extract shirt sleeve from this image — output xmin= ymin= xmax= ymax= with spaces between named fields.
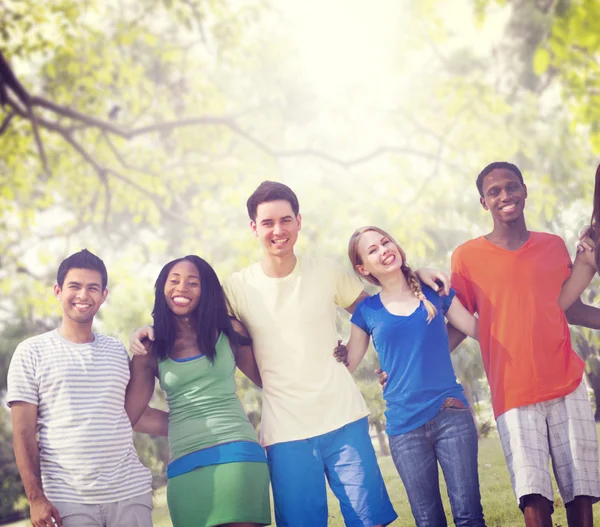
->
xmin=327 ymin=258 xmax=364 ymax=308
xmin=440 ymin=287 xmax=457 ymax=315
xmin=350 ymin=301 xmax=371 ymax=335
xmin=222 ymin=275 xmax=240 ymax=319
xmin=555 ymin=236 xmax=573 ymax=282
xmin=7 ymin=343 xmax=39 ymax=407
xmin=450 ymin=248 xmax=478 ymax=315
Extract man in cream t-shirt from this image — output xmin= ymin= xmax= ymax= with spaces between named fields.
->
xmin=223 ymin=181 xmax=396 ymax=527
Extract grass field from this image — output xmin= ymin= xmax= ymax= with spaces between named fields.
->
xmin=7 ymin=426 xmax=600 ymax=527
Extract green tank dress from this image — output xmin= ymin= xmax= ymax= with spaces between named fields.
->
xmin=160 ymin=332 xmax=271 ymax=527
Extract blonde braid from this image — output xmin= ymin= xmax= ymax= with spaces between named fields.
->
xmin=403 ymin=265 xmax=437 ymax=323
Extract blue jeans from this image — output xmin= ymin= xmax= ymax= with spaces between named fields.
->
xmin=389 ymin=407 xmax=485 ymax=527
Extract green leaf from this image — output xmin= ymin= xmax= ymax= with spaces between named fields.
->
xmin=532 ymin=48 xmax=551 ymax=75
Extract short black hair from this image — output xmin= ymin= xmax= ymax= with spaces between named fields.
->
xmin=57 ymin=249 xmax=108 ymax=290
xmin=246 ymin=180 xmax=300 ymax=221
xmin=476 ymin=162 xmax=525 ymax=197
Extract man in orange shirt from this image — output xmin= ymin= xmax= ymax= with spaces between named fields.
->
xmin=450 ymin=162 xmax=600 ymax=527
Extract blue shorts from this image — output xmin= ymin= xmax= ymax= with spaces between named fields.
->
xmin=266 ymin=417 xmax=397 ymax=527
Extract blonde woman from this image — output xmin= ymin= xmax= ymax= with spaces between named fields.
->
xmin=341 ymin=226 xmax=485 ymax=527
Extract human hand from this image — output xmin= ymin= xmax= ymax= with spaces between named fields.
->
xmin=415 ymin=268 xmax=450 ymax=296
xmin=30 ymin=496 xmax=63 ymax=527
xmin=129 ymin=325 xmax=154 ymax=356
xmin=333 ymin=340 xmax=349 ymax=366
xmin=577 ymin=225 xmax=596 ymax=253
xmin=375 ymin=368 xmax=388 ymax=389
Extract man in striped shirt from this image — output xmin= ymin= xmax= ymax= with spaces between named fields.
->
xmin=7 ymin=249 xmax=153 ymax=527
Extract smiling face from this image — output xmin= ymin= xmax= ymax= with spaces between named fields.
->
xmin=251 ymin=200 xmax=301 ymax=258
xmin=355 ymin=230 xmax=404 ymax=282
xmin=480 ymin=168 xmax=527 ymax=224
xmin=163 ymin=260 xmax=202 ymax=316
xmin=54 ymin=268 xmax=107 ymax=325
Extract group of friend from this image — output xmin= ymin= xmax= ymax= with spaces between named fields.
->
xmin=6 ymin=161 xmax=600 ymax=527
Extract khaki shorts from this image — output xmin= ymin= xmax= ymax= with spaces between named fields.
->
xmin=496 ymin=381 xmax=600 ymax=510
xmin=54 ymin=491 xmax=153 ymax=527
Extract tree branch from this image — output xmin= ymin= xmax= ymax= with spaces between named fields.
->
xmin=28 ymin=107 xmax=50 ymax=177
xmin=0 ymin=110 xmax=15 ymax=135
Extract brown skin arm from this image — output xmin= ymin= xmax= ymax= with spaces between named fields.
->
xmin=125 ymin=345 xmax=158 ymax=428
xmin=565 ymin=297 xmax=600 ymax=329
xmin=11 ymin=401 xmax=63 ymax=527
xmin=230 ymin=319 xmax=262 ymax=388
xmin=133 ymin=407 xmax=169 ymax=436
xmin=447 ymin=322 xmax=468 ymax=351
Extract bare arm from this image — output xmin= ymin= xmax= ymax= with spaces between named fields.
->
xmin=565 ymin=297 xmax=600 ymax=329
xmin=346 ymin=323 xmax=371 ymax=373
xmin=133 ymin=407 xmax=169 ymax=436
xmin=230 ymin=319 xmax=262 ymax=388
xmin=559 ymin=251 xmax=596 ymax=311
xmin=415 ymin=267 xmax=451 ymax=295
xmin=11 ymin=401 xmax=63 ymax=527
xmin=445 ymin=297 xmax=478 ymax=340
xmin=447 ymin=322 xmax=467 ymax=352
xmin=345 ymin=290 xmax=369 ymax=315
xmin=125 ymin=348 xmax=158 ymax=427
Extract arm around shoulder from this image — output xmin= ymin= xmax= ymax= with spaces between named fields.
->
xmin=125 ymin=347 xmax=158 ymax=427
xmin=559 ymin=250 xmax=597 ymax=311
xmin=230 ymin=319 xmax=262 ymax=388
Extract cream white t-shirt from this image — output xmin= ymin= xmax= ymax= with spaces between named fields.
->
xmin=223 ymin=255 xmax=370 ymax=446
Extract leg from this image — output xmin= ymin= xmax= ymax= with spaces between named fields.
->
xmin=267 ymin=437 xmax=328 ymax=527
xmin=106 ymin=491 xmax=152 ymax=527
xmin=388 ymin=423 xmax=447 ymax=527
xmin=565 ymin=496 xmax=594 ymax=527
xmin=545 ymin=381 xmax=600 ymax=527
xmin=53 ymin=502 xmax=103 ymax=527
xmin=521 ymin=494 xmax=553 ymax=527
xmin=433 ymin=408 xmax=485 ymax=527
xmin=320 ymin=417 xmax=397 ymax=527
xmin=496 ymin=403 xmax=554 ymax=525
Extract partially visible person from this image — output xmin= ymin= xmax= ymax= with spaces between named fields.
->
xmin=559 ymin=163 xmax=600 ymax=310
xmin=339 ymin=226 xmax=485 ymax=527
xmin=449 ymin=162 xmax=600 ymax=527
xmin=126 ymin=255 xmax=270 ymax=527
xmin=7 ymin=249 xmax=153 ymax=527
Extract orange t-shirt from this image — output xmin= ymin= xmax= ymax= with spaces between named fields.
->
xmin=451 ymin=232 xmax=584 ymax=418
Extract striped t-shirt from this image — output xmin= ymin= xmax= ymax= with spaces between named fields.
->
xmin=7 ymin=329 xmax=152 ymax=504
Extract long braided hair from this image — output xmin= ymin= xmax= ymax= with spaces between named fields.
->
xmin=348 ymin=226 xmax=437 ymax=323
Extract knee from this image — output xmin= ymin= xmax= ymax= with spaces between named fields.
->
xmin=520 ymin=493 xmax=552 ymax=511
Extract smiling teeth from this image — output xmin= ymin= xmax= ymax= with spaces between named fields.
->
xmin=173 ymin=297 xmax=191 ymax=304
xmin=501 ymin=204 xmax=516 ymax=211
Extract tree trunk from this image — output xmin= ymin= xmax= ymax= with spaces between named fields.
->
xmin=374 ymin=421 xmax=390 ymax=457
xmin=586 ymin=370 xmax=600 ymax=422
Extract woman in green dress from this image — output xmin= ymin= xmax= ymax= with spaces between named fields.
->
xmin=126 ymin=255 xmax=271 ymax=527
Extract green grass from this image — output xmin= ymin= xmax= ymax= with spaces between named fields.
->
xmin=7 ymin=426 xmax=600 ymax=527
